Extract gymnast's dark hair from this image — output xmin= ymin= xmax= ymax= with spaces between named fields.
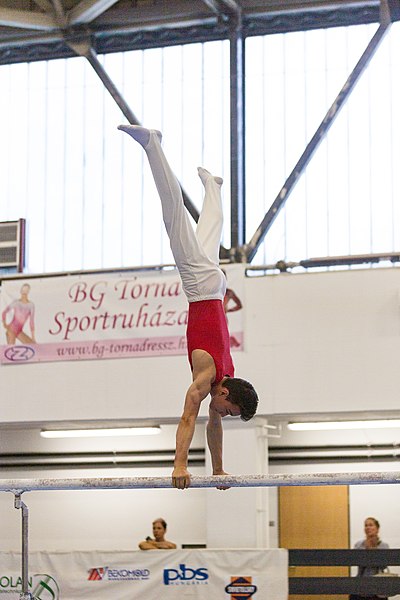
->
xmin=224 ymin=377 xmax=259 ymax=421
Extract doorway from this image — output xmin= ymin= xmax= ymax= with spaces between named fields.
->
xmin=279 ymin=485 xmax=349 ymax=600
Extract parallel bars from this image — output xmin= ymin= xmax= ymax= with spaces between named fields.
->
xmin=1 ymin=470 xmax=400 ymax=493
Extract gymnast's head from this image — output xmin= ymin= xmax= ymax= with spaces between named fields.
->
xmin=210 ymin=377 xmax=259 ymax=421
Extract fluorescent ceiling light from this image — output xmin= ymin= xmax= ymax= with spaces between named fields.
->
xmin=40 ymin=427 xmax=161 ymax=438
xmin=287 ymin=420 xmax=400 ymax=431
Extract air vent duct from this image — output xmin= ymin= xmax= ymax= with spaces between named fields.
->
xmin=0 ymin=219 xmax=25 ymax=271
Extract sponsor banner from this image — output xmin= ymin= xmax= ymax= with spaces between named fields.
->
xmin=0 ymin=265 xmax=244 ymax=365
xmin=0 ymin=549 xmax=287 ymax=599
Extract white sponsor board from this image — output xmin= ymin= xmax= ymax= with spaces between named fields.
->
xmin=0 ymin=549 xmax=287 ymax=599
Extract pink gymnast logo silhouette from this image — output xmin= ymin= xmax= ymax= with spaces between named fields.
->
xmin=2 ymin=282 xmax=36 ymax=345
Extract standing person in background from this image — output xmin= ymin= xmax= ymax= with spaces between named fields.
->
xmin=350 ymin=517 xmax=390 ymax=600
xmin=138 ymin=518 xmax=177 ymax=550
xmin=222 ymin=270 xmax=243 ymax=348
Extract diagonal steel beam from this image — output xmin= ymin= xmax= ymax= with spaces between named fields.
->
xmin=0 ymin=7 xmax=56 ymax=30
xmin=51 ymin=0 xmax=67 ymax=28
xmin=201 ymin=0 xmax=222 ymax=15
xmin=219 ymin=0 xmax=241 ymax=13
xmin=68 ymin=0 xmax=120 ymax=26
xmin=32 ymin=0 xmax=53 ymax=11
xmin=380 ymin=0 xmax=400 ymax=23
xmin=66 ymin=36 xmax=200 ymax=224
xmin=246 ymin=18 xmax=392 ymax=263
xmin=201 ymin=0 xmax=240 ymax=16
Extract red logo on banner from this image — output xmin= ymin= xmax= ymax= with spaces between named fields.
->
xmin=225 ymin=576 xmax=257 ymax=599
xmin=88 ymin=568 xmax=105 ymax=581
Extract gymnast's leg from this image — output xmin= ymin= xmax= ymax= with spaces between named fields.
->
xmin=118 ymin=125 xmax=223 ymax=301
xmin=196 ymin=167 xmax=224 ymax=267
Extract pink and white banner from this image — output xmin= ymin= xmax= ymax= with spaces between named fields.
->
xmin=0 ymin=266 xmax=245 ymax=365
xmin=0 ymin=548 xmax=288 ymax=599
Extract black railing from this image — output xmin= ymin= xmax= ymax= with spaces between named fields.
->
xmin=289 ymin=549 xmax=400 ymax=595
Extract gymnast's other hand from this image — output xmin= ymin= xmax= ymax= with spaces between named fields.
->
xmin=214 ymin=469 xmax=231 ymax=491
xmin=172 ymin=466 xmax=191 ymax=489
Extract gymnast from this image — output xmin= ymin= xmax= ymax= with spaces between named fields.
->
xmin=118 ymin=124 xmax=259 ymax=490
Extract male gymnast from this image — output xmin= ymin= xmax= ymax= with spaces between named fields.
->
xmin=118 ymin=125 xmax=259 ymax=489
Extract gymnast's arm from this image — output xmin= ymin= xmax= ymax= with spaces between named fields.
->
xmin=172 ymin=358 xmax=214 ymax=490
xmin=206 ymin=407 xmax=225 ymax=475
xmin=207 ymin=407 xmax=230 ymax=490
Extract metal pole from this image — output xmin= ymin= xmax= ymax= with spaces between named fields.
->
xmin=229 ymin=8 xmax=246 ymax=258
xmin=14 ymin=494 xmax=33 ymax=600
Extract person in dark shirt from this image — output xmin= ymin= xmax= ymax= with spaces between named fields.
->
xmin=350 ymin=517 xmax=390 ymax=600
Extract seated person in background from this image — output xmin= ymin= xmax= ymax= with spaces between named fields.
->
xmin=138 ymin=518 xmax=177 ymax=550
xmin=350 ymin=516 xmax=390 ymax=600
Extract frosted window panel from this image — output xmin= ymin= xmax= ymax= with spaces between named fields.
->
xmin=138 ymin=48 xmax=165 ymax=265
xmin=121 ymin=51 xmax=145 ymax=122
xmin=202 ymin=42 xmax=231 ymax=247
xmin=0 ymin=65 xmax=11 ymax=220
xmin=304 ymin=30 xmax=329 ymax=138
xmin=161 ymin=45 xmax=183 ymax=143
xmin=258 ymin=209 xmax=286 ymax=266
xmin=181 ymin=44 xmax=204 ymax=177
xmin=160 ymin=46 xmax=185 ymax=264
xmin=142 ymin=48 xmax=163 ymax=127
xmin=202 ymin=41 xmax=229 ymax=170
xmin=285 ymin=177 xmax=308 ymax=260
xmin=326 ymin=111 xmax=351 ymax=257
xmin=26 ymin=64 xmax=48 ymax=273
xmin=44 ymin=60 xmax=68 ymax=272
xmin=100 ymin=54 xmax=130 ymax=268
xmin=283 ymin=35 xmax=308 ymax=176
xmin=63 ymin=59 xmax=86 ymax=271
xmin=81 ymin=64 xmax=106 ymax=269
xmin=305 ymin=149 xmax=329 ymax=258
xmin=246 ymin=35 xmax=286 ymax=262
xmin=368 ymin=34 xmax=395 ymax=253
xmin=246 ymin=29 xmax=265 ymax=247
xmin=392 ymin=33 xmax=400 ymax=250
xmin=119 ymin=135 xmax=145 ymax=266
xmin=8 ymin=63 xmax=29 ymax=221
xmin=325 ymin=27 xmax=351 ymax=96
xmin=346 ymin=74 xmax=372 ymax=255
xmin=102 ymin=109 xmax=125 ymax=269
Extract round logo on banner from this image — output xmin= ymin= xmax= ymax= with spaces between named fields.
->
xmin=225 ymin=576 xmax=257 ymax=599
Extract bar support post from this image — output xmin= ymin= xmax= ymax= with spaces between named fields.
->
xmin=14 ymin=493 xmax=33 ymax=600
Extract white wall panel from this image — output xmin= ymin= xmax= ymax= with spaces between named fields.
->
xmin=1 ymin=267 xmax=400 ymax=425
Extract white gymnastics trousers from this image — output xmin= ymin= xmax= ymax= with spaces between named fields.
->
xmin=143 ymin=129 xmax=227 ymax=303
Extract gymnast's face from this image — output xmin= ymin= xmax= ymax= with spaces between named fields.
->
xmin=210 ymin=385 xmax=241 ymax=418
